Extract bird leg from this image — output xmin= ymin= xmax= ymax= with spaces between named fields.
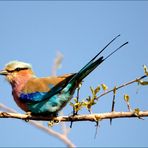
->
xmin=24 ymin=111 xmax=32 ymax=122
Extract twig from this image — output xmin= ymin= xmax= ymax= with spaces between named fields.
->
xmin=126 ymin=101 xmax=132 ymax=112
xmin=59 ymin=111 xmax=70 ymax=136
xmin=51 ymin=51 xmax=71 ymax=139
xmin=96 ymin=75 xmax=147 ymax=100
xmin=51 ymin=51 xmax=63 ymax=76
xmin=110 ymin=89 xmax=116 ymax=125
xmin=0 ymin=103 xmax=75 ymax=148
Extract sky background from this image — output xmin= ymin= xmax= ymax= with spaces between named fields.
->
xmin=0 ymin=1 xmax=148 ymax=147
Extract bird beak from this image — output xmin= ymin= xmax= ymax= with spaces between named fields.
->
xmin=0 ymin=70 xmax=8 ymax=76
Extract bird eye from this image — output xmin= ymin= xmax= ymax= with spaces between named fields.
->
xmin=15 ymin=67 xmax=28 ymax=72
xmin=15 ymin=68 xmax=21 ymax=71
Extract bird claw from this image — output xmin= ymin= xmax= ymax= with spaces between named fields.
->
xmin=25 ymin=111 xmax=32 ymax=116
xmin=24 ymin=111 xmax=32 ymax=122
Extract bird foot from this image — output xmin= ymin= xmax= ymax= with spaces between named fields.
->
xmin=24 ymin=111 xmax=32 ymax=122
xmin=25 ymin=111 xmax=32 ymax=116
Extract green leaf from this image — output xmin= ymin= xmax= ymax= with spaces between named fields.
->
xmin=138 ymin=80 xmax=148 ymax=85
xmin=134 ymin=108 xmax=140 ymax=116
xmin=73 ymin=98 xmax=77 ymax=103
xmin=94 ymin=86 xmax=101 ymax=94
xmin=48 ymin=120 xmax=59 ymax=127
xmin=143 ymin=65 xmax=148 ymax=76
xmin=90 ymin=86 xmax=95 ymax=95
xmin=124 ymin=94 xmax=130 ymax=102
xmin=101 ymin=84 xmax=108 ymax=91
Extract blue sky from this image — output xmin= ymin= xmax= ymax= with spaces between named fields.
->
xmin=0 ymin=1 xmax=148 ymax=147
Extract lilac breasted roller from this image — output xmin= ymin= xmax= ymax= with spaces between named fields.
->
xmin=0 ymin=35 xmax=128 ymax=115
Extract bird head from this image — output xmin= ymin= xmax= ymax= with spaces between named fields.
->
xmin=0 ymin=61 xmax=35 ymax=83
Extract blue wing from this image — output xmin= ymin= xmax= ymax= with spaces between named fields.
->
xmin=19 ymin=74 xmax=76 ymax=103
xmin=20 ymin=92 xmax=47 ymax=102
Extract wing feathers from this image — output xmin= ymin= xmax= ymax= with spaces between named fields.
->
xmin=20 ymin=73 xmax=75 ymax=102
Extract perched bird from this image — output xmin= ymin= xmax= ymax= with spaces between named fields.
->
xmin=0 ymin=35 xmax=128 ymax=115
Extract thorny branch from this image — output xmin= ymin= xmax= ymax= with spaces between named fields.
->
xmin=0 ymin=109 xmax=148 ymax=122
xmin=51 ymin=51 xmax=63 ymax=76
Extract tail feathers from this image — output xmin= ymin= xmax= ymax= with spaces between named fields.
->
xmin=70 ymin=56 xmax=104 ymax=85
xmin=69 ymin=36 xmax=128 ymax=89
xmin=77 ymin=34 xmax=120 ymax=78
